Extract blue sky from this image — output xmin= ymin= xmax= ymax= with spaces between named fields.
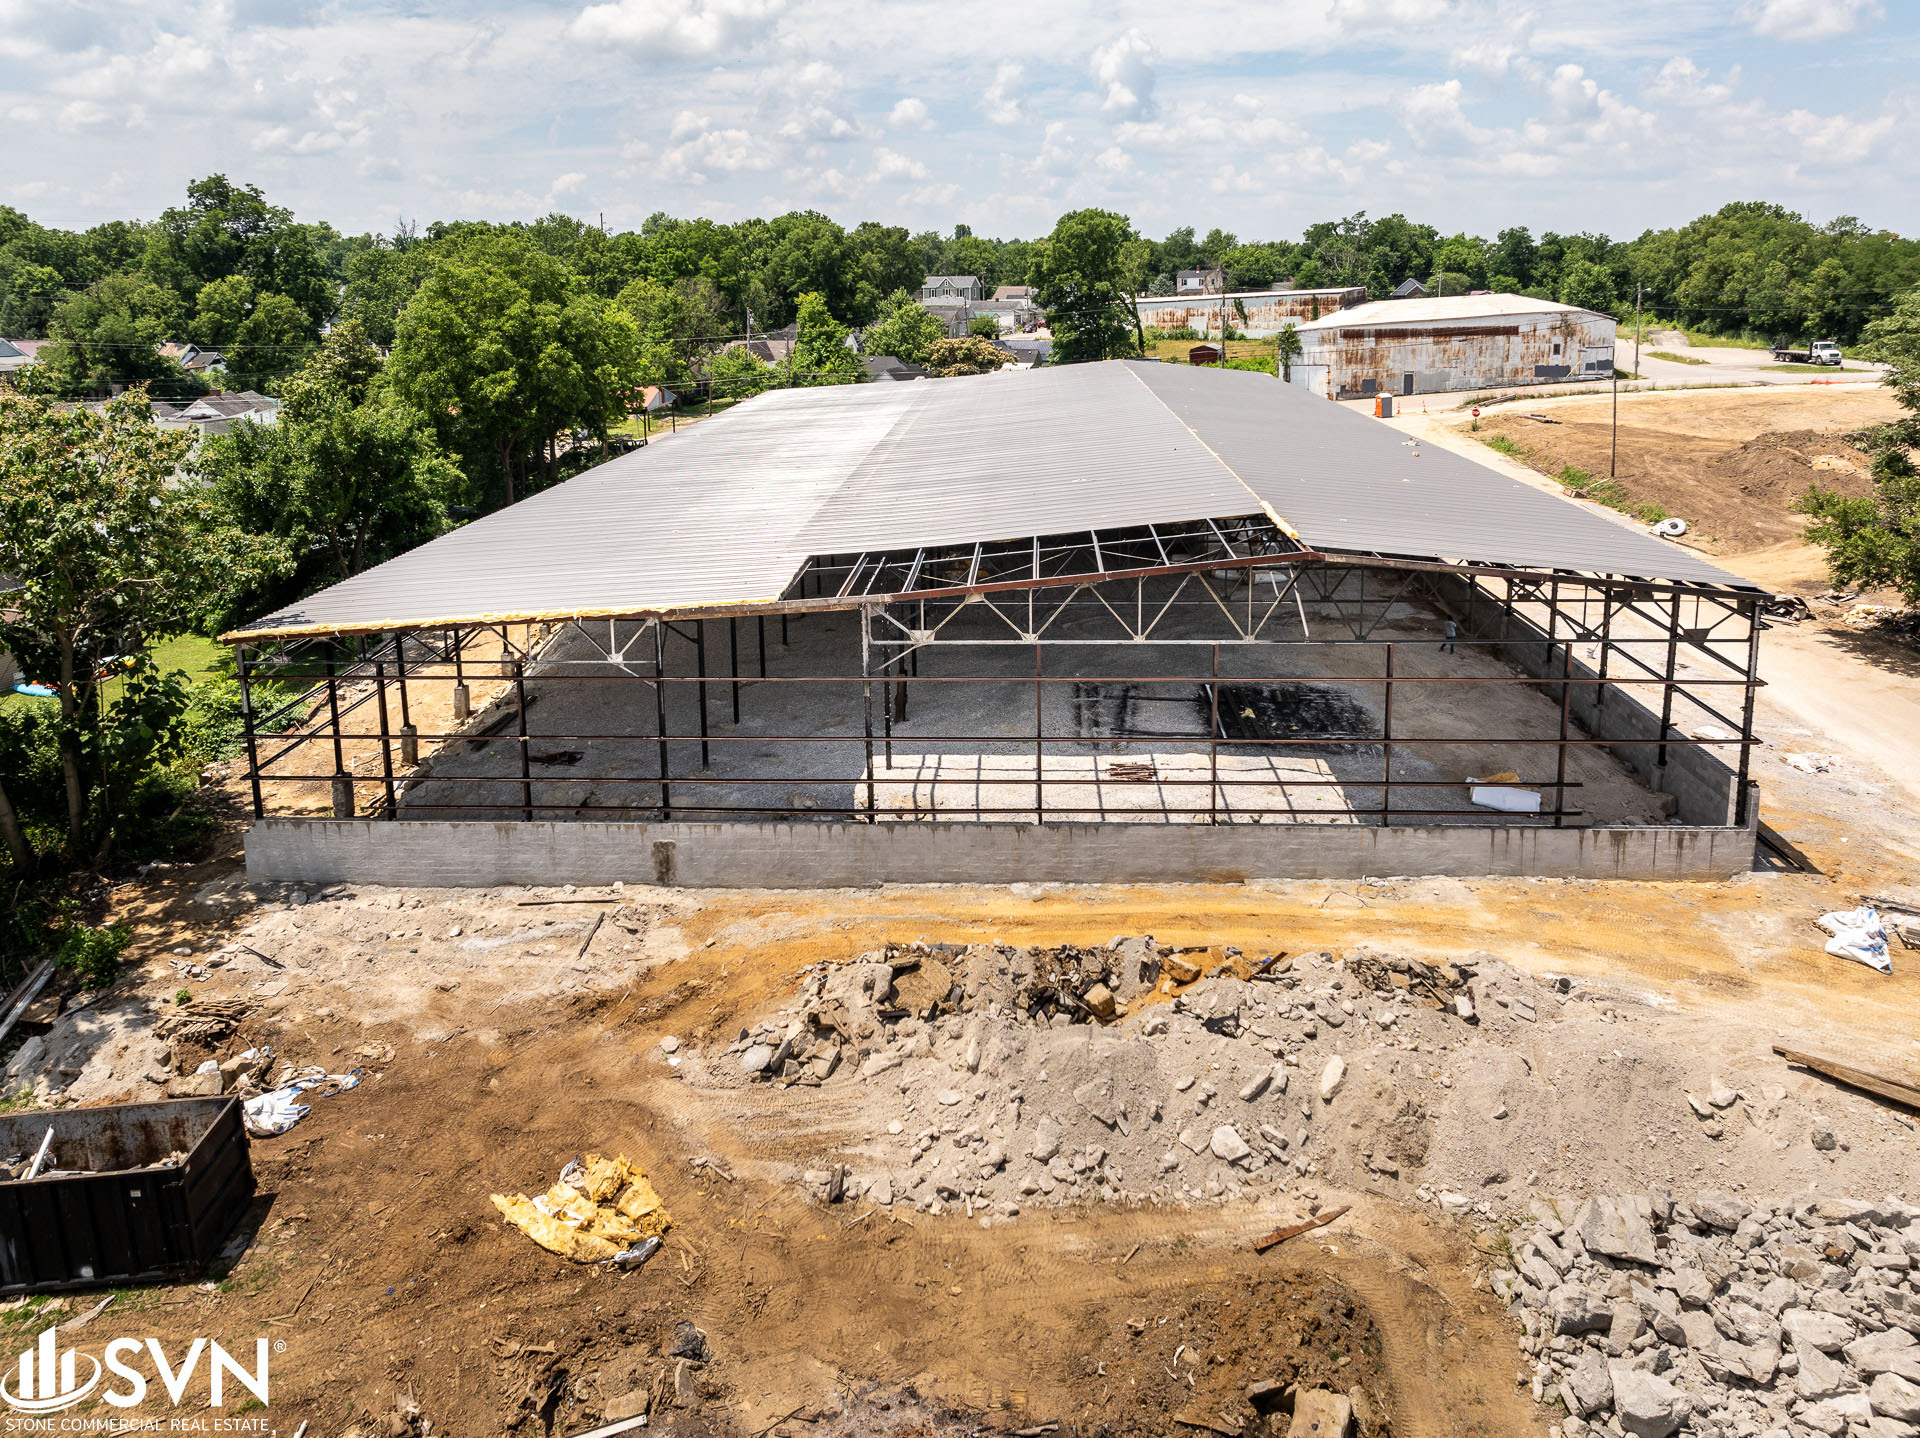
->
xmin=0 ymin=0 xmax=1911 ymax=241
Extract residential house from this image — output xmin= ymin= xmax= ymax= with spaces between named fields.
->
xmin=1175 ymin=267 xmax=1225 ymax=295
xmin=0 ymin=338 xmax=37 ymax=387
xmin=916 ymin=275 xmax=984 ymax=303
xmin=1391 ymin=278 xmax=1429 ymax=300
xmin=861 ymin=355 xmax=927 ymax=383
xmin=151 ymin=390 xmax=281 ymax=437
xmin=175 ymin=344 xmax=226 ymax=373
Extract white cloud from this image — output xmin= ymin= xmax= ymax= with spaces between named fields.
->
xmin=1090 ymin=29 xmax=1155 ymax=120
xmin=659 ymin=111 xmax=774 ymax=182
xmin=549 ymin=171 xmax=588 ymax=197
xmin=981 ymin=63 xmax=1024 ymax=125
xmin=1740 ymin=0 xmax=1882 ymax=42
xmin=870 ymin=147 xmax=929 ymax=182
xmin=1398 ymin=79 xmax=1484 ymax=151
xmin=889 ymin=97 xmax=933 ymax=130
xmin=568 ymin=0 xmax=784 ymax=59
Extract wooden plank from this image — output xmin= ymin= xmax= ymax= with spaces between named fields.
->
xmin=1252 ymin=1204 xmax=1351 ymax=1255
xmin=0 ymin=960 xmax=56 ymax=1051
xmin=1772 ymin=1046 xmax=1920 ymax=1112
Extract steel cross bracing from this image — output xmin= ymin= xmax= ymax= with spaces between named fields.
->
xmin=228 ymin=542 xmax=1766 ymax=830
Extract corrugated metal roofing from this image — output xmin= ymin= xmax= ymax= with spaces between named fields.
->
xmin=230 ymin=359 xmax=1749 ymax=641
xmin=1293 ymin=293 xmax=1609 ymax=331
xmin=1130 ymin=364 xmax=1742 ymax=586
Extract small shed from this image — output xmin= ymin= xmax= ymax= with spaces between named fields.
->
xmin=1189 ymin=343 xmax=1224 ymax=366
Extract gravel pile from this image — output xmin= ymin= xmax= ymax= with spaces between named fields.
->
xmin=692 ymin=936 xmax=1496 ymax=1220
xmin=1495 ymin=1190 xmax=1920 ymax=1438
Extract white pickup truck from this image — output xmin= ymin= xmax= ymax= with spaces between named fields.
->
xmin=1769 ymin=339 xmax=1843 ymax=365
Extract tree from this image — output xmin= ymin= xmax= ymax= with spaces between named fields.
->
xmin=791 ymin=291 xmax=862 ymax=383
xmin=142 ymin=175 xmax=333 ymax=330
xmin=386 ymin=236 xmax=642 ymax=505
xmin=861 ymin=290 xmax=945 ymax=366
xmin=19 ymin=274 xmax=202 ymax=398
xmin=1797 ymin=284 xmax=1920 ymax=602
xmin=0 ymin=392 xmax=280 ymax=856
xmin=705 ymin=343 xmax=773 ymax=400
xmin=614 ymin=275 xmax=730 ymax=389
xmin=1559 ymin=260 xmax=1619 ymax=314
xmin=925 ymin=336 xmax=1004 ymax=377
xmin=1031 ymin=209 xmax=1139 ymax=364
xmin=1276 ymin=323 xmax=1303 ymax=382
xmin=967 ymin=313 xmax=1001 ymax=339
xmin=201 ymin=320 xmax=459 ymax=621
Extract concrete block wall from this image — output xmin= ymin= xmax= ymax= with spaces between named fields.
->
xmin=1433 ymin=575 xmax=1742 ymax=828
xmin=246 ymin=812 xmax=1758 ymax=890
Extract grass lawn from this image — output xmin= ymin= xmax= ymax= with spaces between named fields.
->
xmin=1146 ymin=338 xmax=1276 ymax=364
xmin=1647 ymin=350 xmax=1708 ymax=365
xmin=1769 ymin=363 xmax=1875 ymax=375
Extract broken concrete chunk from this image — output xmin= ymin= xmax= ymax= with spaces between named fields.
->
xmin=1081 ymin=983 xmax=1116 ymax=1020
xmin=1796 ymin=1340 xmax=1855 ymax=1402
xmin=1563 ymin=1347 xmax=1613 ymax=1417
xmin=1161 ymin=954 xmax=1203 ymax=985
xmin=1785 ymin=1307 xmax=1858 ymax=1354
xmin=1549 ymin=1284 xmax=1613 ymax=1336
xmin=1029 ymin=1117 xmax=1064 ymax=1162
xmin=1606 ymin=1361 xmax=1688 ymax=1438
xmin=1209 ymin=1126 xmax=1253 ymax=1164
xmin=1285 ymin=1389 xmax=1353 ymax=1438
xmin=1847 ymin=1329 xmax=1920 ymax=1383
xmin=1238 ymin=1069 xmax=1272 ymax=1102
xmin=1870 ymin=1373 xmax=1920 ymax=1424
xmin=1074 ymin=1074 xmax=1119 ymax=1127
xmin=1692 ymin=1193 xmax=1752 ymax=1231
xmin=1707 ymin=1077 xmax=1739 ymax=1109
xmin=1573 ymin=1196 xmax=1658 ymax=1265
xmin=1318 ymin=1055 xmax=1347 ymax=1103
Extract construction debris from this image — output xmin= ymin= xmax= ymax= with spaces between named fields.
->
xmin=492 ymin=1154 xmax=673 ymax=1265
xmin=1495 ymin=1190 xmax=1920 ymax=1438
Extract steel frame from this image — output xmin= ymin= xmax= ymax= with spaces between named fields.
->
xmin=228 ymin=534 xmax=1766 ymax=832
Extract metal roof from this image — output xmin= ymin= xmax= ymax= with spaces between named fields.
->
xmin=1293 ymin=292 xmax=1610 ymax=331
xmin=229 ymin=360 xmax=1750 ymax=641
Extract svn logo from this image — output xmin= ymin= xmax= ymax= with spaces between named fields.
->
xmin=1 ymin=1327 xmax=270 ymax=1414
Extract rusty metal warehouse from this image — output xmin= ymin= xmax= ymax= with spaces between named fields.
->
xmin=1135 ymin=288 xmax=1367 ymax=338
xmin=1288 ymin=294 xmax=1618 ymax=399
xmin=225 ymin=361 xmax=1768 ymax=890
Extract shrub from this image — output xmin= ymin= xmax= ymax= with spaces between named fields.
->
xmin=55 ymin=921 xmax=130 ymax=989
xmin=1480 ymin=433 xmax=1525 ymax=457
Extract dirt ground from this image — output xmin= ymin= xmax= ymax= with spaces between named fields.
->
xmin=1464 ymin=386 xmax=1904 ymax=554
xmin=10 ymin=734 xmax=1920 ymax=1438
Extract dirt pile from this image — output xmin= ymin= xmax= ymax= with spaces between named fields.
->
xmin=1497 ymin=1190 xmax=1920 ymax=1438
xmin=676 ymin=939 xmax=1919 ymax=1227
xmin=1475 ymin=417 xmax=1876 ymax=552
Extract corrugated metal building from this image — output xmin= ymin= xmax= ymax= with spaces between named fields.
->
xmin=1135 ymin=287 xmax=1367 ymax=339
xmin=1287 ymin=294 xmax=1616 ymax=399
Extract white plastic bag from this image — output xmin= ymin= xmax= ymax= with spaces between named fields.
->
xmin=1815 ymin=907 xmax=1891 ymax=974
xmin=242 ymin=1068 xmax=363 ymax=1137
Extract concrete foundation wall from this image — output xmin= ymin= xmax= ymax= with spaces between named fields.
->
xmin=1434 ymin=575 xmax=1742 ymax=828
xmin=245 ymin=813 xmax=1757 ymax=889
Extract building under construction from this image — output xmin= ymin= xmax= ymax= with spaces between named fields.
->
xmin=226 ymin=361 xmax=1768 ymax=888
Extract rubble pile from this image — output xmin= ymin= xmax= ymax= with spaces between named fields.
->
xmin=1494 ymin=1191 xmax=1920 ymax=1438
xmin=694 ymin=937 xmax=1502 ymax=1220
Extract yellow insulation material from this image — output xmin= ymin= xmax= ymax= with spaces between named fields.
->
xmin=491 ymin=1153 xmax=673 ymax=1264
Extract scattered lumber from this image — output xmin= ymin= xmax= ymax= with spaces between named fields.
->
xmin=1772 ymin=1045 xmax=1920 ymax=1113
xmin=1252 ymin=1204 xmax=1351 ymax=1255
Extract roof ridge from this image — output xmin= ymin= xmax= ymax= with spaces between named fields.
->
xmin=1121 ymin=362 xmax=1302 ymax=543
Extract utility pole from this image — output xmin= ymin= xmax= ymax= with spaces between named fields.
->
xmin=1634 ymin=281 xmax=1643 ymax=373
